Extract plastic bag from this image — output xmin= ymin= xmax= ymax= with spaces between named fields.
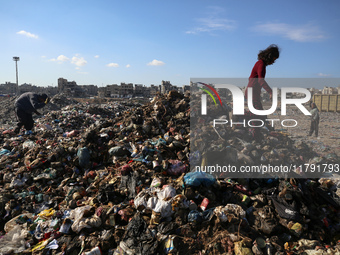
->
xmin=150 ymin=177 xmax=162 ymax=188
xmin=77 ymin=147 xmax=90 ymax=168
xmin=31 ymin=239 xmax=50 ymax=252
xmin=70 ymin=205 xmax=100 ymax=233
xmin=188 ymin=208 xmax=215 ymax=224
xmin=184 ymin=171 xmax=216 ymax=187
xmin=134 ymin=189 xmax=150 ymax=209
xmin=22 ymin=140 xmax=36 ymax=150
xmin=38 ymin=208 xmax=56 ymax=218
xmin=157 ymin=186 xmax=176 ymax=200
xmin=270 ymin=195 xmax=301 ymax=221
xmin=167 ymin=160 xmax=186 ymax=176
xmin=147 ymin=196 xmax=158 ymax=210
xmin=109 ymin=146 xmax=130 ymax=157
xmin=154 ymin=200 xmax=173 ymax=218
xmin=45 ymin=239 xmax=59 ymax=250
xmin=0 ymin=225 xmax=28 ymax=254
xmin=0 ymin=149 xmax=12 ymax=156
xmin=4 ymin=213 xmax=33 ymax=232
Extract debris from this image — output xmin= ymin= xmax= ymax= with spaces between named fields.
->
xmin=0 ymin=91 xmax=339 ymax=254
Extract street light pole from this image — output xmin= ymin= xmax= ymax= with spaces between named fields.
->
xmin=13 ymin=56 xmax=20 ymax=95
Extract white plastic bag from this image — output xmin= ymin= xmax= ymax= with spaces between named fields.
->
xmin=157 ymin=186 xmax=176 ymax=200
xmin=70 ymin=205 xmax=96 ymax=233
xmin=154 ymin=200 xmax=173 ymax=218
xmin=134 ymin=189 xmax=150 ymax=209
xmin=0 ymin=225 xmax=28 ymax=254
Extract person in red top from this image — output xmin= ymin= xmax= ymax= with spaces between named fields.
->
xmin=245 ymin=44 xmax=280 ymax=140
xmin=245 ymin=44 xmax=280 ymax=107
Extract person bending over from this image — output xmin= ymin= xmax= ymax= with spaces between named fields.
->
xmin=14 ymin=92 xmax=50 ymax=134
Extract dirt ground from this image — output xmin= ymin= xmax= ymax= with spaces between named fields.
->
xmin=269 ymin=107 xmax=340 ymax=158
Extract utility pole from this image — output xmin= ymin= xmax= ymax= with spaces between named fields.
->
xmin=13 ymin=56 xmax=20 ymax=95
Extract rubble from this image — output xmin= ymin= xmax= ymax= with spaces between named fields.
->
xmin=0 ymin=91 xmax=339 ymax=254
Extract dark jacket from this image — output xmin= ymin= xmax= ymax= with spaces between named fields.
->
xmin=310 ymin=107 xmax=320 ymax=122
xmin=15 ymin=92 xmax=46 ymax=114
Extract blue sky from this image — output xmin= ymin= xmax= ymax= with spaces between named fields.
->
xmin=1 ymin=0 xmax=339 ymax=88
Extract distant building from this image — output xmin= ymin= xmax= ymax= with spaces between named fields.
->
xmin=45 ymin=86 xmax=58 ymax=96
xmin=160 ymin=80 xmax=181 ymax=94
xmin=160 ymin=80 xmax=172 ymax=94
xmin=0 ymin=82 xmax=16 ymax=95
xmin=79 ymin=85 xmax=98 ymax=96
xmin=19 ymin=83 xmax=39 ymax=94
xmin=0 ymin=78 xmax=190 ymax=98
xmin=120 ymin=83 xmax=134 ymax=98
xmin=58 ymin=78 xmax=85 ymax=97
xmin=149 ymin=85 xmax=159 ymax=97
xmin=134 ymin=84 xmax=145 ymax=97
xmin=98 ymin=87 xmax=106 ymax=98
xmin=322 ymin=86 xmax=337 ymax=95
xmin=107 ymin=84 xmax=120 ymax=98
xmin=309 ymin=87 xmax=321 ymax=96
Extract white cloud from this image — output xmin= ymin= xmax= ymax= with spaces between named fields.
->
xmin=48 ymin=54 xmax=88 ymax=68
xmin=252 ymin=22 xmax=326 ymax=42
xmin=94 ymin=55 xmax=99 ymax=58
xmin=16 ymin=30 xmax=38 ymax=39
xmin=126 ymin=64 xmax=131 ymax=68
xmin=186 ymin=7 xmax=236 ymax=35
xmin=147 ymin=59 xmax=165 ymax=66
xmin=186 ymin=18 xmax=236 ymax=34
xmin=71 ymin=56 xmax=87 ymax=67
xmin=318 ymin=73 xmax=331 ymax=77
xmin=57 ymin=55 xmax=69 ymax=62
xmin=107 ymin=63 xmax=119 ymax=67
xmin=49 ymin=55 xmax=69 ymax=62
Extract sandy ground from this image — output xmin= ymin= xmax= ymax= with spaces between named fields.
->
xmin=269 ymin=108 xmax=340 ymax=158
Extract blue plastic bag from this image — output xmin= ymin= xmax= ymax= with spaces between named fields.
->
xmin=77 ymin=147 xmax=90 ymax=168
xmin=188 ymin=208 xmax=215 ymax=223
xmin=184 ymin=171 xmax=216 ymax=187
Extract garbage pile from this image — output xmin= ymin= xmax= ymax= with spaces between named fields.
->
xmin=0 ymin=96 xmax=17 ymax=126
xmin=0 ymin=91 xmax=339 ymax=254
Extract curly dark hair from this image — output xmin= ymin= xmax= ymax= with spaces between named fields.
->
xmin=258 ymin=44 xmax=280 ymax=65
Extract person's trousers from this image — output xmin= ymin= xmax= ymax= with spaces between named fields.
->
xmin=15 ymin=107 xmax=34 ymax=131
xmin=248 ymin=100 xmax=267 ymax=141
xmin=309 ymin=120 xmax=319 ymax=137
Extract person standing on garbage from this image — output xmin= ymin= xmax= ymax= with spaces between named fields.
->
xmin=14 ymin=92 xmax=50 ymax=134
xmin=308 ymin=102 xmax=320 ymax=137
xmin=245 ymin=44 xmax=280 ymax=140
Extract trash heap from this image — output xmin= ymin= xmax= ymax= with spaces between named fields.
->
xmin=0 ymin=96 xmax=17 ymax=126
xmin=0 ymin=91 xmax=339 ymax=254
